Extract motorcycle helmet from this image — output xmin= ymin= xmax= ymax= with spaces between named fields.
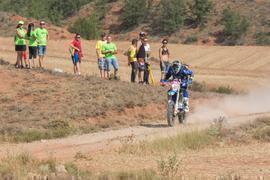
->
xmin=171 ymin=60 xmax=182 ymax=74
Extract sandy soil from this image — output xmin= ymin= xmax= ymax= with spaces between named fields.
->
xmin=1 ymin=37 xmax=270 ymax=177
xmin=0 ymin=112 xmax=269 ymax=178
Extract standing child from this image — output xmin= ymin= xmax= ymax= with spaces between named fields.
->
xmin=70 ymin=33 xmax=83 ymax=75
xmin=22 ymin=51 xmax=29 ymax=68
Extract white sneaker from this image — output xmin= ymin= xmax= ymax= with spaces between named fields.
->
xmin=184 ymin=105 xmax=189 ymax=112
xmin=183 ymin=98 xmax=189 ymax=112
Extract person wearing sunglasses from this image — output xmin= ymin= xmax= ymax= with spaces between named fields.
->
xmin=159 ymin=38 xmax=170 ymax=80
xmin=70 ymin=33 xmax=83 ymax=75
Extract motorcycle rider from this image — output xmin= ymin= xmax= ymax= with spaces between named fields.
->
xmin=162 ymin=60 xmax=193 ymax=112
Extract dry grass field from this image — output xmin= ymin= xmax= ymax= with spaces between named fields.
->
xmin=0 ymin=36 xmax=270 ymax=179
xmin=1 ymin=37 xmax=270 ymax=92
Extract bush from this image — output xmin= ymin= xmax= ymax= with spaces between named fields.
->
xmin=221 ymin=7 xmax=250 ymax=45
xmin=0 ymin=0 xmax=94 ymax=25
xmin=188 ymin=0 xmax=213 ymax=28
xmin=121 ymin=0 xmax=148 ymax=29
xmin=255 ymin=32 xmax=270 ymax=45
xmin=212 ymin=86 xmax=234 ymax=94
xmin=68 ymin=14 xmax=100 ymax=40
xmin=190 ymin=81 xmax=207 ymax=92
xmin=157 ymin=154 xmax=180 ymax=178
xmin=184 ymin=35 xmax=198 ymax=44
xmin=157 ymin=0 xmax=186 ymax=34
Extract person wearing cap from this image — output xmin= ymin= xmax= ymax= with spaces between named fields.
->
xmin=136 ymin=32 xmax=146 ymax=84
xmin=95 ymin=33 xmax=107 ymax=79
xmin=159 ymin=38 xmax=170 ymax=80
xmin=14 ymin=21 xmax=27 ymax=68
xmin=35 ymin=21 xmax=49 ymax=68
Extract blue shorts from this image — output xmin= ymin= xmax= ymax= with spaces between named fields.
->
xmin=72 ymin=52 xmax=79 ymax=65
xmin=106 ymin=57 xmax=119 ymax=71
xmin=38 ymin=46 xmax=47 ymax=56
xmin=98 ymin=58 xmax=106 ymax=70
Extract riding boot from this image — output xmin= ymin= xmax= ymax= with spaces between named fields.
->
xmin=183 ymin=97 xmax=189 ymax=112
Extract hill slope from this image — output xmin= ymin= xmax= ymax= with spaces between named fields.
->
xmin=0 ymin=0 xmax=270 ymax=45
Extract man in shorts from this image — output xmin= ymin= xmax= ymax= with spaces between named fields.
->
xmin=35 ymin=21 xmax=48 ymax=68
xmin=95 ymin=33 xmax=107 ymax=79
xmin=102 ymin=36 xmax=119 ymax=80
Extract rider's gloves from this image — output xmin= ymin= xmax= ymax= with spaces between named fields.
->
xmin=160 ymin=79 xmax=166 ymax=86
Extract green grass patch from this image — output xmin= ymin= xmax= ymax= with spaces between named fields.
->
xmin=190 ymin=81 xmax=208 ymax=92
xmin=184 ymin=35 xmax=198 ymax=44
xmin=211 ymin=85 xmax=234 ymax=94
xmin=150 ymin=130 xmax=216 ymax=152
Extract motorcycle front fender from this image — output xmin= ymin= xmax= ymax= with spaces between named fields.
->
xmin=168 ymin=90 xmax=177 ymax=96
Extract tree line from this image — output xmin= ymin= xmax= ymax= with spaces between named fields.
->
xmin=0 ymin=0 xmax=94 ymax=25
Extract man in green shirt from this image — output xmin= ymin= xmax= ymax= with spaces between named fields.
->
xmin=35 ymin=21 xmax=49 ymax=68
xmin=102 ymin=36 xmax=119 ymax=79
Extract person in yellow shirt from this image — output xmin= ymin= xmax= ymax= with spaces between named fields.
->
xmin=128 ymin=39 xmax=138 ymax=83
xmin=95 ymin=33 xmax=107 ymax=79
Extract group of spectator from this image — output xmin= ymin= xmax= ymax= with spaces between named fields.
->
xmin=127 ymin=32 xmax=152 ymax=84
xmin=126 ymin=32 xmax=170 ymax=84
xmin=14 ymin=21 xmax=48 ymax=69
xmin=15 ymin=20 xmax=171 ymax=84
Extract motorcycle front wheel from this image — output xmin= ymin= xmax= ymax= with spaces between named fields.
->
xmin=167 ymin=100 xmax=175 ymax=127
xmin=178 ymin=111 xmax=186 ymax=124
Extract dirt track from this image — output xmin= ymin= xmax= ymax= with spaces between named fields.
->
xmin=1 ymin=37 xmax=270 ymax=177
xmin=0 ymin=111 xmax=269 ymax=161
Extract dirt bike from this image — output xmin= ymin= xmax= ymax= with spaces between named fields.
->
xmin=162 ymin=79 xmax=188 ymax=127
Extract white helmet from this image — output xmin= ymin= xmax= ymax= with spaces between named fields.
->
xmin=171 ymin=60 xmax=182 ymax=74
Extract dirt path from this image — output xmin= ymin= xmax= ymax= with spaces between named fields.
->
xmin=0 ymin=112 xmax=269 ymax=161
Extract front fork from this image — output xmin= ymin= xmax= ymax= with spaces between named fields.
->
xmin=168 ymin=89 xmax=180 ymax=116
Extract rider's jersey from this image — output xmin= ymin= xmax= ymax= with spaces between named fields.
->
xmin=165 ymin=65 xmax=193 ymax=85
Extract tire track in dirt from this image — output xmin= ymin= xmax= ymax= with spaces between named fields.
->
xmin=0 ymin=112 xmax=269 ymax=161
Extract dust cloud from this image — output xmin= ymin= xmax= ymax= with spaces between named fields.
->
xmin=189 ymin=88 xmax=270 ymax=123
